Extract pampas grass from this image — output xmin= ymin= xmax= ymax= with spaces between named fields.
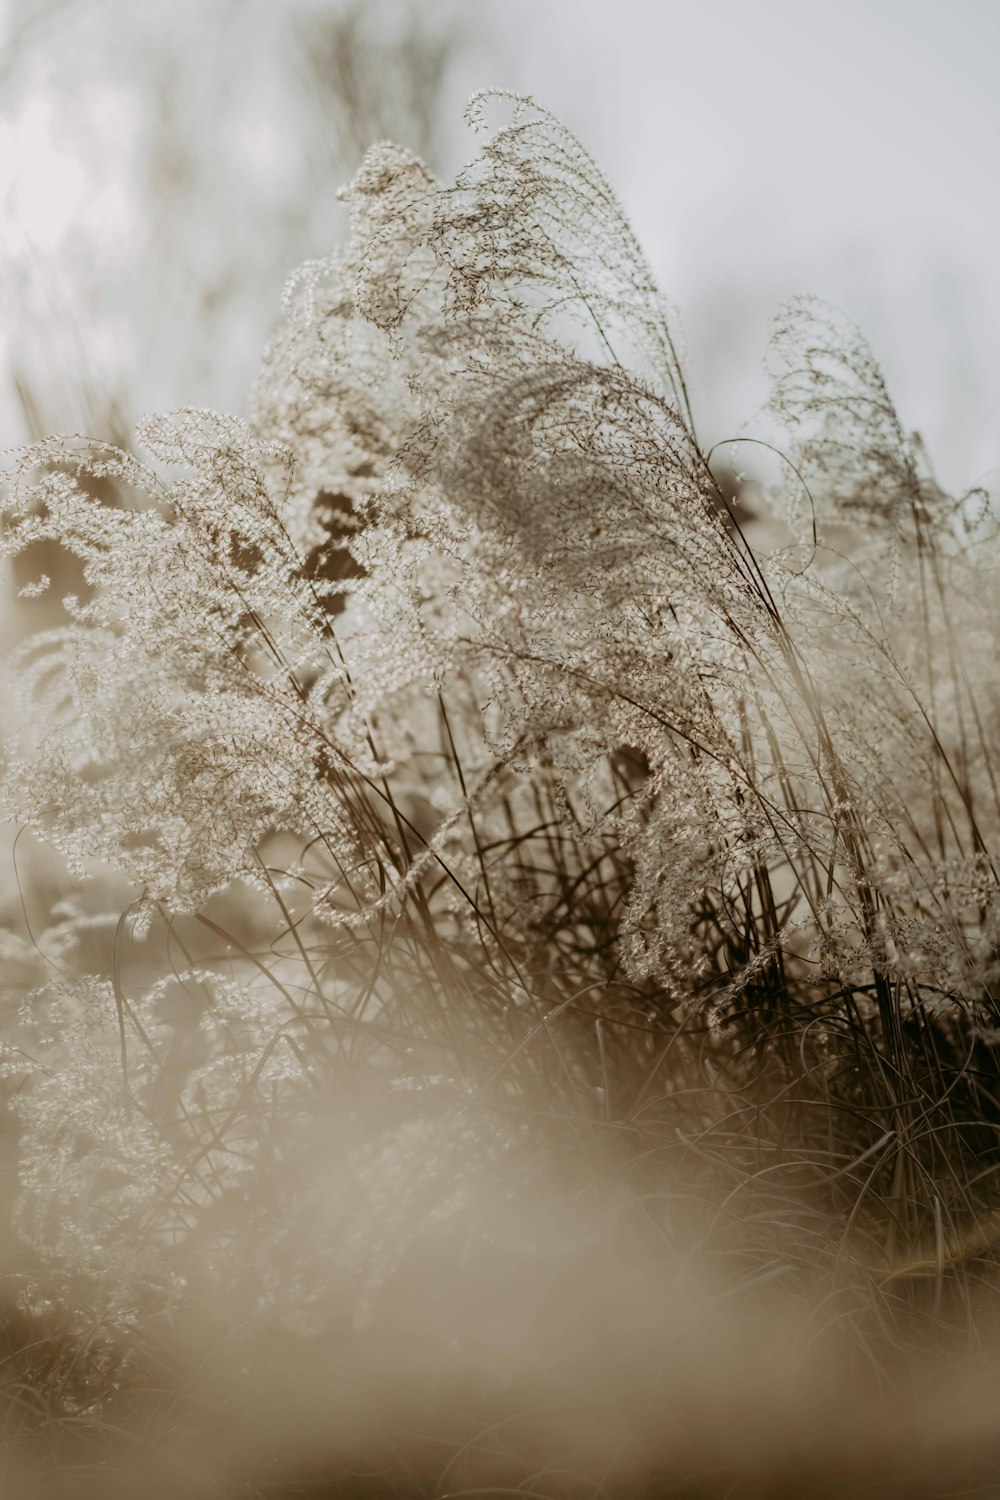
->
xmin=2 ymin=92 xmax=1000 ymax=1497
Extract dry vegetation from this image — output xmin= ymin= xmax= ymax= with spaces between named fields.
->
xmin=2 ymin=93 xmax=1000 ymax=1497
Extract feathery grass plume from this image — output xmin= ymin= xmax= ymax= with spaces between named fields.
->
xmin=254 ymin=91 xmax=1000 ymax=1264
xmin=2 ymin=88 xmax=1000 ymax=1497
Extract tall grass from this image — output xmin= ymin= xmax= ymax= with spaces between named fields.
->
xmin=2 ymin=91 xmax=1000 ymax=1496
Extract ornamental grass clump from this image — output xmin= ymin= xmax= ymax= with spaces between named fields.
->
xmin=2 ymin=91 xmax=1000 ymax=1497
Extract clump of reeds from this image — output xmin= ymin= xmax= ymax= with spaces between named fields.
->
xmin=1 ymin=90 xmax=1000 ymax=1498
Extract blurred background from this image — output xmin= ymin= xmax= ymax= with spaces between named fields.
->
xmin=1 ymin=0 xmax=997 ymax=495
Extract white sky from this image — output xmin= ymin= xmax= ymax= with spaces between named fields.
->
xmin=469 ymin=0 xmax=1000 ymax=493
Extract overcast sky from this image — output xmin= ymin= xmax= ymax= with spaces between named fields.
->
xmin=3 ymin=0 xmax=997 ymax=495
xmin=469 ymin=0 xmax=1000 ymax=494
